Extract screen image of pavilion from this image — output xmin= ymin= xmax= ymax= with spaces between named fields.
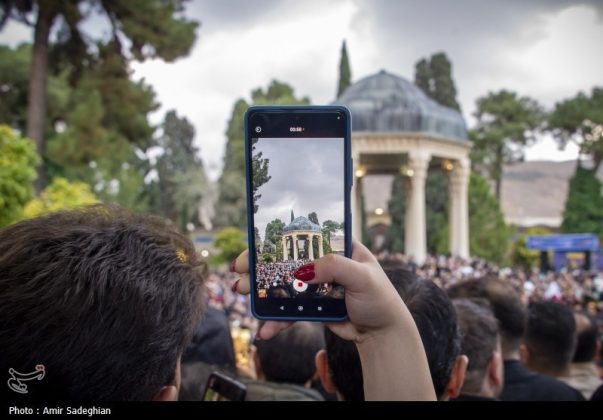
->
xmin=252 ymin=137 xmax=345 ymax=300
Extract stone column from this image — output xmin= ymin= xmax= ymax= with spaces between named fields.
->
xmin=352 ymin=152 xmax=362 ymax=239
xmin=282 ymin=235 xmax=288 ymax=261
xmin=308 ymin=234 xmax=314 ymax=260
xmin=448 ymin=159 xmax=470 ymax=259
xmin=318 ymin=234 xmax=324 ymax=258
xmin=404 ymin=151 xmax=430 ymax=264
xmin=293 ymin=234 xmax=298 ymax=261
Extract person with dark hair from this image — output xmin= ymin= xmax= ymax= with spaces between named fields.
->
xmin=316 ymin=328 xmax=365 ymax=401
xmin=244 ymin=322 xmax=325 ymax=401
xmin=559 ymin=312 xmax=602 ymax=399
xmin=522 ymin=301 xmax=577 ymax=378
xmin=451 ymin=299 xmax=503 ymax=401
xmin=0 ymin=205 xmax=207 ymax=401
xmin=447 ymin=277 xmax=584 ymax=401
xmin=314 ymin=267 xmax=467 ymax=400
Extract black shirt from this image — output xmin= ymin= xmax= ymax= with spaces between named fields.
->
xmin=500 ymin=360 xmax=585 ymax=401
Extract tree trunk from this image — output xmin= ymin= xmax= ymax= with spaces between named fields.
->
xmin=26 ymin=4 xmax=57 ymax=192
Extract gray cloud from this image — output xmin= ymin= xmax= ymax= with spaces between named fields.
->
xmin=253 ymin=137 xmax=345 ymax=240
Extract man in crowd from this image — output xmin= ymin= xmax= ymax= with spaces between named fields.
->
xmin=448 ymin=277 xmax=584 ymax=401
xmin=559 ymin=312 xmax=602 ymax=399
xmin=315 ymin=267 xmax=467 ymax=400
xmin=245 ymin=322 xmax=325 ymax=401
xmin=451 ymin=299 xmax=504 ymax=401
xmin=0 ymin=205 xmax=206 ymax=401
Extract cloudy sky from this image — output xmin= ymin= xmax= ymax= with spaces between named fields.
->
xmin=254 ymin=137 xmax=344 ymax=241
xmin=2 ymin=0 xmax=602 ymax=179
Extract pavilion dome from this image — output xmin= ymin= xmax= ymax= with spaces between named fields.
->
xmin=283 ymin=216 xmax=322 ymax=233
xmin=334 ymin=70 xmax=468 ymax=140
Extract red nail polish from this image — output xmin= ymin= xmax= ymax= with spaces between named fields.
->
xmin=293 ymin=263 xmax=315 ymax=281
xmin=231 ymin=279 xmax=240 ymax=293
xmin=229 ymin=259 xmax=236 ymax=273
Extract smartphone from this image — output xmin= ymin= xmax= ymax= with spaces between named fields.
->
xmin=203 ymin=372 xmax=247 ymax=401
xmin=244 ymin=106 xmax=352 ymax=321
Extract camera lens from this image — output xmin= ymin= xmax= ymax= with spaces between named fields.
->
xmin=255 ymin=126 xmax=262 ymax=133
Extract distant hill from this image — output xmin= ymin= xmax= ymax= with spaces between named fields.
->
xmin=501 ymin=160 xmax=602 ymax=228
xmin=361 ymin=160 xmax=603 ymax=229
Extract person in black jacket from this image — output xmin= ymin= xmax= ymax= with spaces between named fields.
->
xmin=447 ymin=277 xmax=584 ymax=401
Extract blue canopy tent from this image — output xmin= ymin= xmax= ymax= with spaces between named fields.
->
xmin=527 ymin=233 xmax=600 ymax=272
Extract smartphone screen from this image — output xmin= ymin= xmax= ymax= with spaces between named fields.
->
xmin=245 ymin=106 xmax=352 ymax=320
xmin=203 ymin=372 xmax=247 ymax=401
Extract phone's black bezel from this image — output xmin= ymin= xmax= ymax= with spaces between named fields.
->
xmin=203 ymin=372 xmax=247 ymax=401
xmin=244 ymin=105 xmax=352 ymax=321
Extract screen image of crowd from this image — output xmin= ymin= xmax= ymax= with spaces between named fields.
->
xmin=254 ymin=259 xmax=343 ymax=299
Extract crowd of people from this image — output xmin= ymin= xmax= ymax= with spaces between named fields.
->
xmin=255 ymin=259 xmax=333 ymax=298
xmin=2 ymin=204 xmax=603 ymax=403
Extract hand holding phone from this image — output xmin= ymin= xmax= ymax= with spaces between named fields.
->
xmin=244 ymin=106 xmax=352 ymax=321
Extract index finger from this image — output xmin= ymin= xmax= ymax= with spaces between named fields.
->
xmin=232 ymin=249 xmax=249 ymax=274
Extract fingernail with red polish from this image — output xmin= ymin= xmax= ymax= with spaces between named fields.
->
xmin=229 ymin=259 xmax=236 ymax=273
xmin=293 ymin=263 xmax=315 ymax=281
xmin=231 ymin=279 xmax=240 ymax=293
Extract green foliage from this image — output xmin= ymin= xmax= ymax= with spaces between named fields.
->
xmin=0 ymin=125 xmax=40 ymax=227
xmin=0 ymin=0 xmax=198 ymax=188
xmin=0 ymin=43 xmax=158 ymax=211
xmin=426 ymin=171 xmax=449 ymax=254
xmin=384 ymin=175 xmax=406 ymax=252
xmin=470 ymin=90 xmax=544 ymax=199
xmin=251 ymin=138 xmax=271 ymax=213
xmin=560 ymin=166 xmax=603 ymax=237
xmin=265 ymin=218 xmax=286 ymax=245
xmin=337 ymin=40 xmax=352 ymax=98
xmin=212 ymin=227 xmax=247 ymax=265
xmin=23 ymin=177 xmax=97 ymax=218
xmin=549 ymin=87 xmax=603 ymax=171
xmin=0 ymin=44 xmax=70 ymax=138
xmin=468 ymin=172 xmax=510 ymax=264
xmin=308 ymin=212 xmax=319 ymax=225
xmin=322 ymin=219 xmax=341 ymax=242
xmin=149 ymin=110 xmax=207 ymax=231
xmin=511 ymin=226 xmax=552 ymax=270
xmin=214 ymin=81 xmax=310 ymax=228
xmin=414 ymin=52 xmax=460 ymax=111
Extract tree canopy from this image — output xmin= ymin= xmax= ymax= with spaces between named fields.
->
xmin=414 ymin=52 xmax=460 ymax=111
xmin=549 ymin=87 xmax=603 ymax=171
xmin=0 ymin=0 xmax=198 ymax=189
xmin=214 ymin=80 xmax=310 ymax=228
xmin=560 ymin=166 xmax=603 ymax=238
xmin=470 ymin=90 xmax=543 ymax=199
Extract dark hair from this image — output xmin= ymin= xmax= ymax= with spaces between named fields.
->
xmin=324 ymin=267 xmax=461 ymax=400
xmin=324 ymin=328 xmax=364 ymax=401
xmin=447 ymin=276 xmax=525 ymax=356
xmin=525 ymin=301 xmax=576 ymax=373
xmin=0 ymin=205 xmax=206 ymax=401
xmin=254 ymin=322 xmax=324 ymax=385
xmin=452 ymin=298 xmax=499 ymax=394
xmin=386 ymin=268 xmax=461 ymax=398
xmin=572 ymin=312 xmax=598 ymax=363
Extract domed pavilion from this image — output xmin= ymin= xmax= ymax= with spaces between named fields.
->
xmin=282 ymin=216 xmax=324 ymax=261
xmin=335 ymin=70 xmax=471 ymax=263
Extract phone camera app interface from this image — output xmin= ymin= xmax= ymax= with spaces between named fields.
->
xmin=251 ymin=136 xmax=345 ymax=301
